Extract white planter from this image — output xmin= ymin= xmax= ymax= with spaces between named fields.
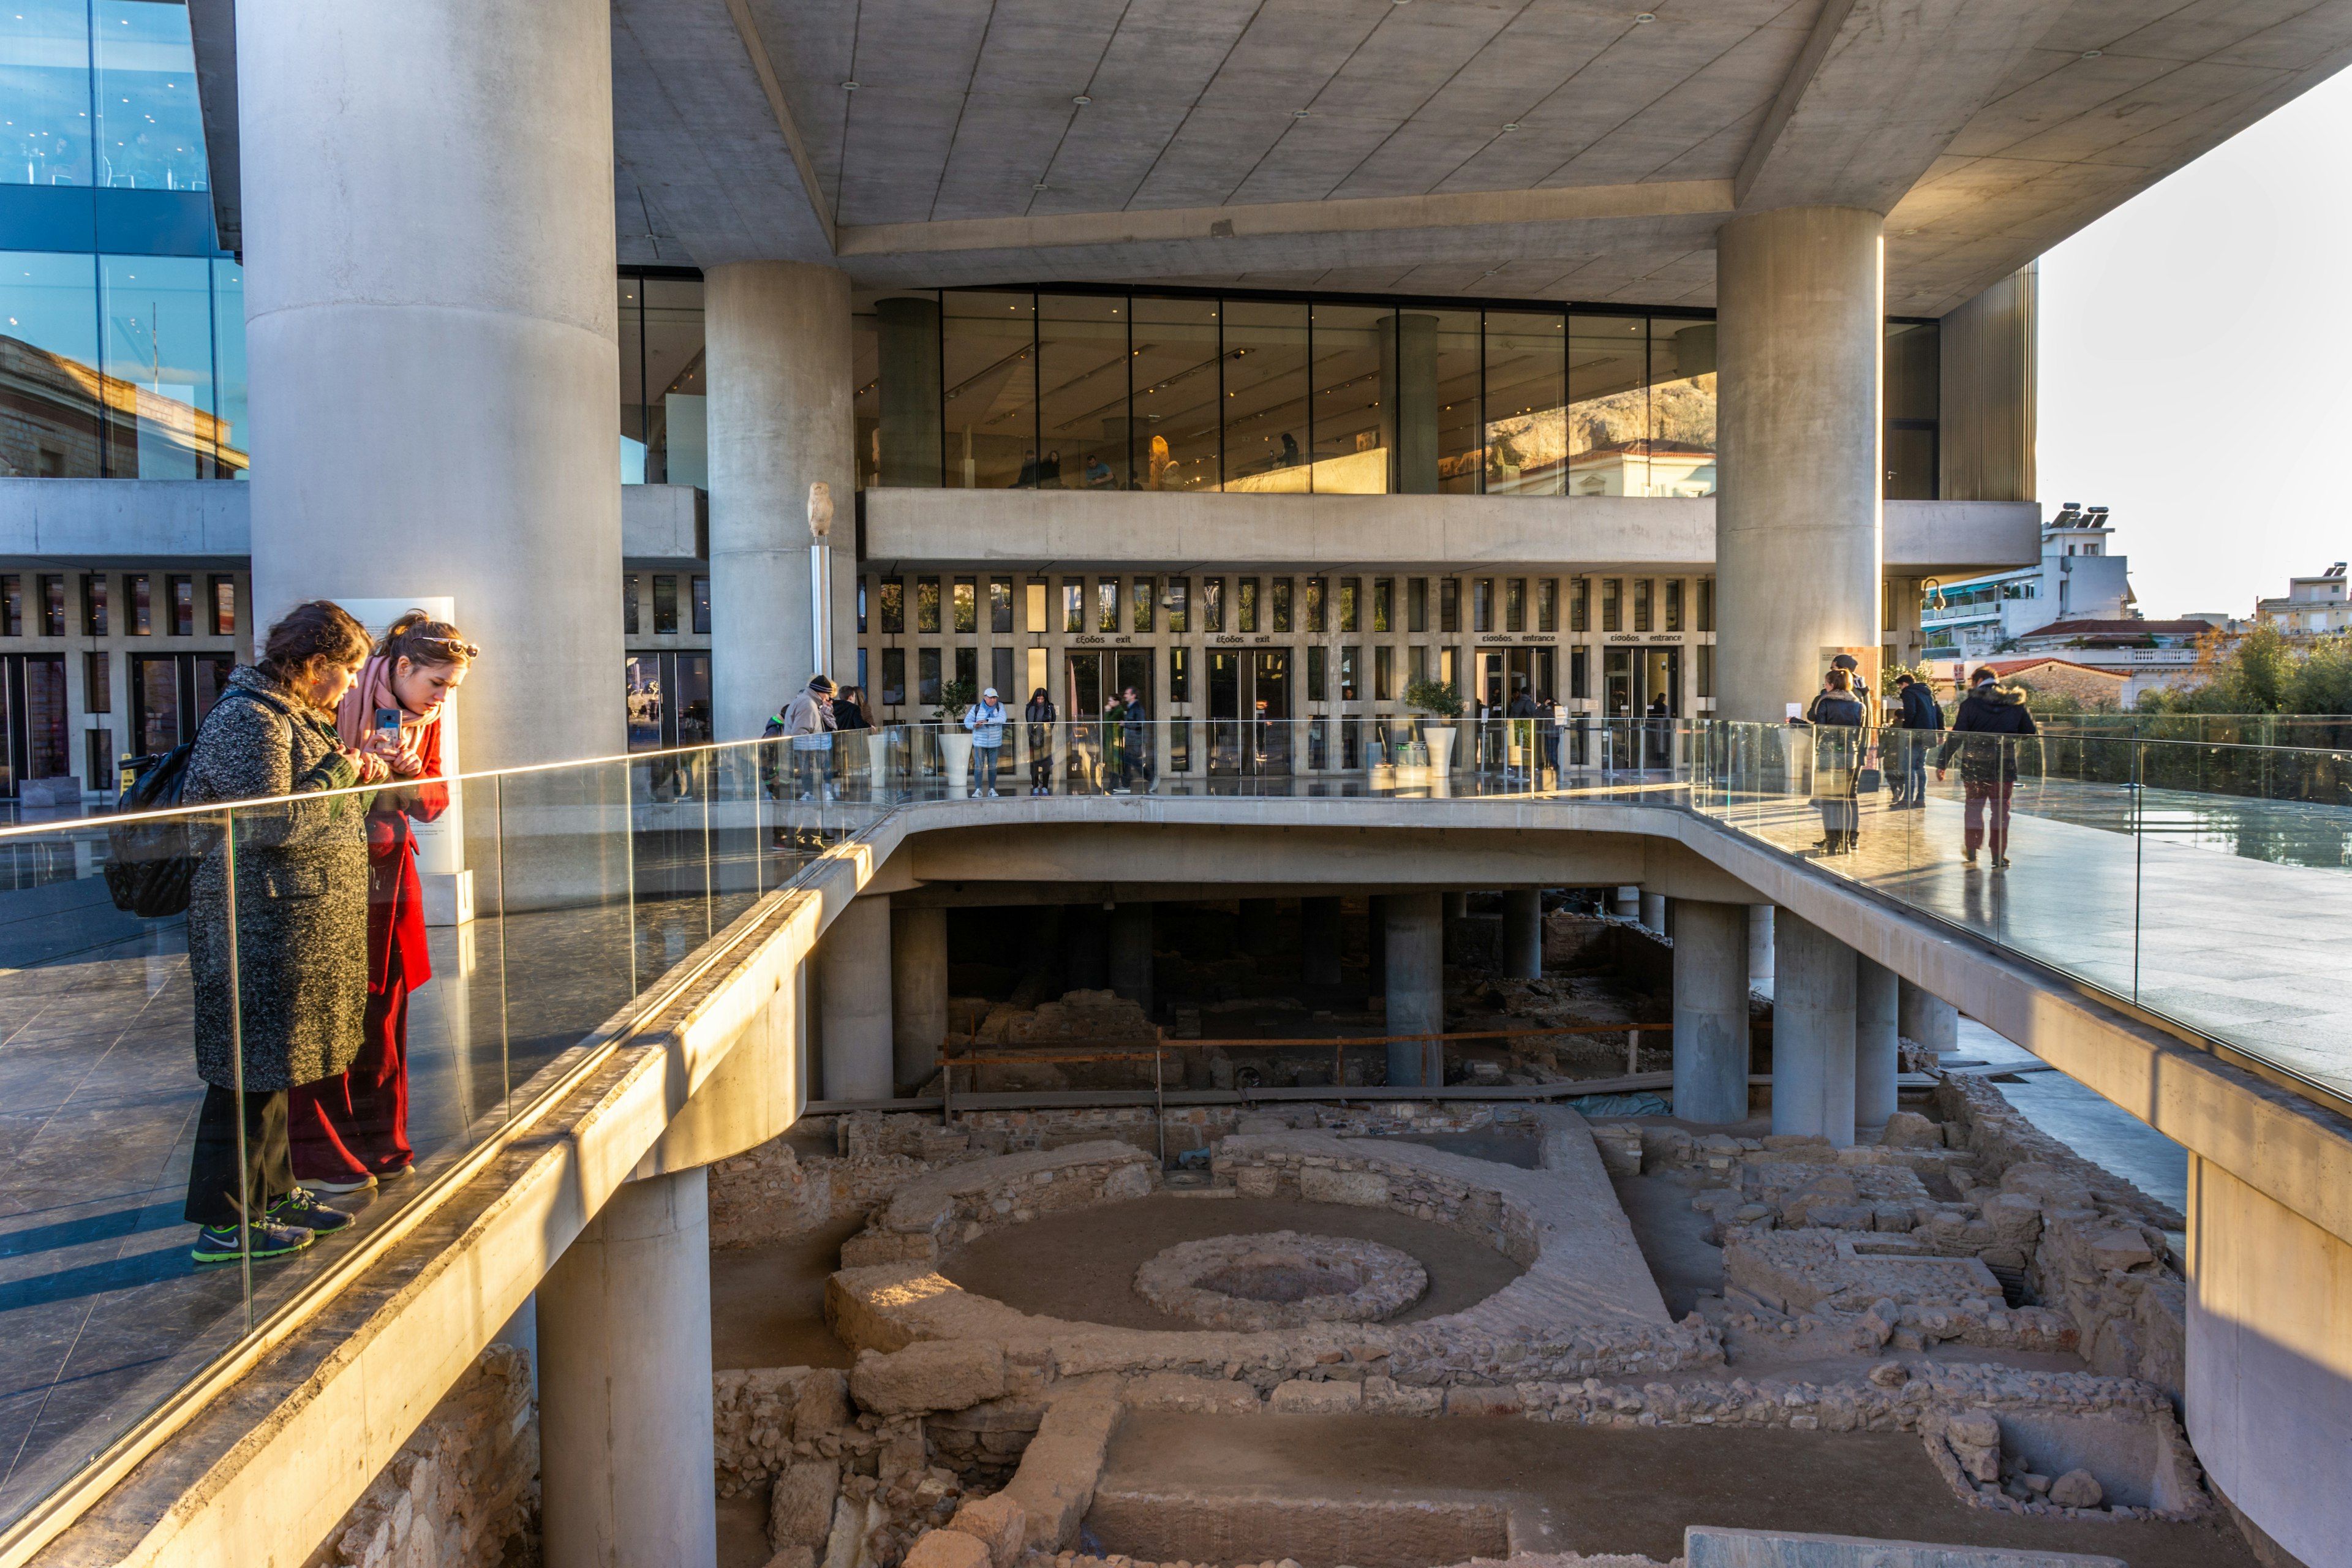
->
xmin=1421 ymin=724 xmax=1458 ymax=774
xmin=938 ymin=731 xmax=973 ymax=797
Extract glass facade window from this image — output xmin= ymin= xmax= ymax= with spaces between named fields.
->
xmin=1647 ymin=317 xmax=1716 ymax=497
xmin=92 ymin=1 xmax=206 ymax=192
xmin=1484 ymin=310 xmax=1567 ymax=494
xmin=1222 ymin=297 xmax=1310 ymax=492
xmin=622 ymin=573 xmax=639 ymax=635
xmin=881 ymin=647 xmax=905 ymax=706
xmin=692 ymin=575 xmax=710 ymax=635
xmin=1338 ymin=646 xmax=1359 ymax=701
xmin=0 ymin=574 xmax=17 ymax=634
xmin=1163 ymin=578 xmax=1188 ymax=633
xmin=1600 ymin=578 xmax=1620 ymax=633
xmin=81 ymin=571 xmax=105 ymax=635
xmin=1505 ymin=578 xmax=1525 ymax=634
xmin=1025 ymin=578 xmax=1046 ymax=630
xmin=617 ymin=273 xmax=704 ymax=484
xmin=1338 ymin=578 xmax=1358 ymax=634
xmin=1571 ymin=646 xmax=1589 ymax=700
xmin=1310 ymin=302 xmax=1388 ymax=492
xmin=1441 ymin=578 xmax=1459 ymax=633
xmin=1128 ymin=577 xmax=1149 ymax=633
xmin=39 ymin=573 xmax=63 ymax=635
xmin=127 ymin=571 xmax=147 ymax=633
xmin=953 ymin=576 xmax=976 ymax=634
xmin=1568 ymin=315 xmax=1716 ymax=499
xmin=1537 ymin=578 xmax=1558 ymax=633
xmin=83 ymin=649 xmax=108 ymax=711
xmin=1665 ymin=578 xmax=1683 ymax=633
xmin=1131 ymin=294 xmax=1219 ymax=491
xmin=1427 ymin=308 xmax=1482 ymax=494
xmin=918 ymin=647 xmax=941 ymax=705
xmin=1039 ymin=292 xmax=1126 ymax=490
xmin=1373 ymin=578 xmax=1392 ymax=633
xmin=1698 ymin=576 xmax=1714 ymax=633
xmin=1061 ymin=579 xmax=1084 ymax=633
xmin=1270 ymin=577 xmax=1291 ymax=633
xmin=1374 ymin=645 xmax=1393 ymax=701
xmin=1304 ymin=577 xmax=1325 ymax=633
xmin=1634 ymin=578 xmax=1651 ymax=633
xmin=1237 ymin=576 xmax=1257 ymax=633
xmin=1096 ymin=578 xmax=1117 ymax=633
xmin=1570 ymin=576 xmax=1589 ymax=633
xmin=167 ymin=572 xmax=190 ymax=635
xmin=1307 ymin=644 xmax=1327 ymax=703
xmin=916 ymin=576 xmax=940 ymax=633
xmin=1885 ymin=320 xmax=1939 ymax=499
xmin=1473 ymin=579 xmax=1493 ymax=633
xmin=1408 ymin=578 xmax=1427 ymax=633
xmin=943 ymin=290 xmax=1034 ymax=488
xmin=1202 ymin=576 xmax=1223 ymax=631
xmin=652 ymin=574 xmax=678 ymax=634
xmin=879 ymin=577 xmax=903 ymax=633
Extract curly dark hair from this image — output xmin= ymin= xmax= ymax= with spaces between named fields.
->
xmin=257 ymin=600 xmax=371 ymax=687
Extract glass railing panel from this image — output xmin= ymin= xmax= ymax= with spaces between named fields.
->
xmin=491 ymin=756 xmax=638 ymax=1093
xmin=0 ymin=811 xmax=238 ymax=1531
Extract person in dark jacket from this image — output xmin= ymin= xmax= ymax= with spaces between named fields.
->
xmin=1806 ymin=668 xmax=1867 ymax=853
xmin=1889 ymin=672 xmax=1944 ymax=808
xmin=1110 ymin=686 xmax=1150 ymax=793
xmin=1025 ymin=688 xmax=1057 ymax=795
xmin=181 ymin=601 xmax=388 ymax=1264
xmin=1507 ymin=685 xmax=1542 ymax=782
xmin=1936 ymin=667 xmax=2037 ymax=867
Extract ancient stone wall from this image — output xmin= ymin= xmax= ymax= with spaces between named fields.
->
xmin=301 ymin=1344 xmax=538 ymax=1568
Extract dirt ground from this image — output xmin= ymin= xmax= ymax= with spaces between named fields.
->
xmin=940 ymin=1194 xmax=1525 ymax=1331
xmin=709 ymin=1214 xmax=862 ymax=1370
xmin=1098 ymin=1411 xmax=2260 ymax=1568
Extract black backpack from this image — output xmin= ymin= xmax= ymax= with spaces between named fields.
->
xmin=103 ymin=689 xmax=290 ymax=919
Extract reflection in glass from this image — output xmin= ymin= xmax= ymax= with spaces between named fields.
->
xmin=1130 ymin=295 xmax=1219 ymax=491
xmin=93 ymin=1 xmax=206 ymax=192
xmin=1 ymin=0 xmax=92 ymax=187
xmin=1039 ymin=293 xmax=1127 ymax=489
xmin=1428 ymin=309 xmax=1481 ymax=494
xmin=943 ymin=291 xmax=1034 ymax=488
xmin=210 ymin=259 xmax=244 ymax=477
xmin=643 ymin=277 xmax=704 ymax=486
xmin=0 ymin=251 xmax=101 ymax=477
xmin=1310 ymin=302 xmax=1387 ymax=492
xmin=1219 ymin=298 xmax=1309 ymax=492
xmin=1484 ymin=310 xmax=1565 ymax=494
xmin=1647 ymin=317 xmax=1716 ymax=497
xmin=1568 ymin=315 xmax=1648 ymax=496
xmin=100 ymin=254 xmax=220 ymax=478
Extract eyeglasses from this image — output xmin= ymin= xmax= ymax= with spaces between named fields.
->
xmin=417 ymin=635 xmax=481 ymax=659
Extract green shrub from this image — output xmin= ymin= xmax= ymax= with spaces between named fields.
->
xmin=1403 ymin=677 xmax=1464 ymax=718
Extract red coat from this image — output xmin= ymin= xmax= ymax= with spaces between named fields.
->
xmin=366 ymin=714 xmax=448 ymax=993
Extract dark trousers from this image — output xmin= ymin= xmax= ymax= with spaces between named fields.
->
xmin=290 ymin=965 xmax=414 ymax=1182
xmin=1964 ymin=779 xmax=2015 ymax=857
xmin=183 ymin=1082 xmax=294 ymax=1229
xmin=1029 ymin=734 xmax=1052 ymax=790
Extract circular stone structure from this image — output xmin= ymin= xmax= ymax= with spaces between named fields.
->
xmin=1133 ymin=1231 xmax=1428 ymax=1331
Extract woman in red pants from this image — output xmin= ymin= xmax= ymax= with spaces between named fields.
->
xmin=290 ymin=611 xmax=476 ymax=1193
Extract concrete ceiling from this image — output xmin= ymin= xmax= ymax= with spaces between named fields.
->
xmin=612 ymin=0 xmax=2352 ymax=315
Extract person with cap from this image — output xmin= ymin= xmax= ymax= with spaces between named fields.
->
xmin=964 ymin=685 xmax=1009 ymax=797
xmin=779 ymin=674 xmax=835 ymax=802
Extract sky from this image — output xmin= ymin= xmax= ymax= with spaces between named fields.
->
xmin=2035 ymin=64 xmax=2352 ymax=621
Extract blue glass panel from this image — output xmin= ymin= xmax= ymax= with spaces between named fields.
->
xmin=0 ymin=249 xmax=102 ymax=475
xmin=0 ymin=181 xmax=96 ymax=248
xmin=209 ymin=254 xmax=243 ymax=477
xmin=92 ymin=0 xmax=206 ymax=193
xmin=91 ymin=186 xmax=213 ymax=252
xmin=0 ymin=0 xmax=93 ymax=187
xmin=98 ymin=251 xmax=214 ymax=477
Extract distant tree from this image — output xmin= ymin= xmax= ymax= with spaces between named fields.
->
xmin=2136 ymin=624 xmax=2347 ymax=715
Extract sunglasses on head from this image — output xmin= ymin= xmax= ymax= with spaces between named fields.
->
xmin=416 ymin=635 xmax=481 ymax=659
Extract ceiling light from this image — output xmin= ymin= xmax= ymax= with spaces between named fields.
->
xmin=1293 ymin=108 xmax=1311 ymax=118
xmin=1034 ymin=181 xmax=1049 ymax=189
xmin=2081 ymin=49 xmax=2102 ymax=58
xmin=1635 ymin=12 xmax=1655 ymax=21
xmin=1072 ymin=94 xmax=1090 ymax=105
xmin=840 ymin=80 xmax=860 ymax=91
xmin=1502 ymin=122 xmax=1520 ymax=130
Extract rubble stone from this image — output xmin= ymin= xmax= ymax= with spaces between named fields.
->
xmin=2048 ymin=1469 xmax=2105 ymax=1509
xmin=944 ymin=1492 xmax=1028 ymax=1568
xmin=852 ymin=1343 xmax=1008 ymax=1416
xmin=903 ymin=1526 xmax=992 ymax=1568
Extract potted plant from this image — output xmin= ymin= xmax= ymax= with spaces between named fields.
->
xmin=1403 ymin=677 xmax=1464 ymax=774
xmin=934 ymin=677 xmax=978 ymax=794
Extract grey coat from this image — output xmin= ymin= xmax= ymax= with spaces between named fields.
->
xmin=183 ymin=665 xmax=371 ymax=1091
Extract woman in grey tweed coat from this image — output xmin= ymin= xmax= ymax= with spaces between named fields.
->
xmin=179 ymin=600 xmax=393 ymax=1261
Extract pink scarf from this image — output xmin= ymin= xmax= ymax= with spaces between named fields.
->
xmin=334 ymin=654 xmax=441 ymax=756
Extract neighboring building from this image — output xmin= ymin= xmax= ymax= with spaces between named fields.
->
xmin=1928 ymin=655 xmax=2129 ymax=709
xmin=1919 ymin=502 xmax=2135 ymax=663
xmin=1999 ymin=617 xmax=2219 ymax=706
xmin=2254 ymin=562 xmax=2351 ymax=637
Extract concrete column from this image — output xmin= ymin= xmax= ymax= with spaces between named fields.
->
xmin=1300 ymin=897 xmax=1342 ymax=988
xmin=1771 ymin=911 xmax=1856 ymax=1146
xmin=706 ymin=260 xmax=855 ymax=740
xmin=1714 ymin=206 xmax=1884 ymax=723
xmin=1854 ymin=955 xmax=1899 ymax=1131
xmin=818 ymin=897 xmax=893 ymax=1101
xmin=1748 ymin=905 xmax=1774 ymax=987
xmin=1065 ymin=905 xmax=1109 ymax=991
xmin=239 ymin=0 xmax=620 ymax=769
xmin=540 ymin=1168 xmax=714 ymax=1567
xmin=1501 ymin=889 xmax=1542 ymax=979
xmin=1384 ymin=892 xmax=1444 ymax=1087
xmin=1109 ymin=902 xmax=1154 ymax=1016
xmin=889 ymin=903 xmax=948 ymax=1089
xmin=1366 ymin=895 xmax=1387 ymax=998
xmin=876 ymin=295 xmax=942 ymax=487
xmin=1671 ymin=900 xmax=1751 ymax=1125
xmin=1639 ymin=891 xmax=1667 ymax=934
xmin=1613 ymin=886 xmax=1640 ymax=921
xmin=1441 ymin=891 xmax=1469 ymax=922
xmin=1379 ymin=312 xmax=1439 ymax=493
xmin=1898 ymin=978 xmax=1959 ymax=1057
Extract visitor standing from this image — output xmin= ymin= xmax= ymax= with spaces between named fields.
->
xmin=782 ymin=675 xmax=835 ymax=801
xmin=1936 ymin=667 xmax=2036 ymax=868
xmin=832 ymin=684 xmax=872 ymax=792
xmin=1025 ymin=687 xmax=1057 ymax=795
xmin=1806 ymin=668 xmax=1867 ymax=854
xmin=1112 ymin=685 xmax=1150 ymax=793
xmin=1891 ymin=672 xmax=1943 ymax=808
xmin=965 ymin=686 xmax=1008 ymax=796
xmin=181 ymin=601 xmax=385 ymax=1263
xmin=291 ymin=612 xmax=475 ymax=1194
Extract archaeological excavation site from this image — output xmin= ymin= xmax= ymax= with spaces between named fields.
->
xmin=315 ymin=892 xmax=2270 ymax=1568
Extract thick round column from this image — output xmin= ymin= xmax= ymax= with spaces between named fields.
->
xmin=1639 ymin=891 xmax=1667 ymax=934
xmin=1441 ymin=891 xmax=1469 ymax=922
xmin=889 ymin=903 xmax=948 ymax=1090
xmin=239 ymin=0 xmax=620 ymax=769
xmin=1854 ymin=955 xmax=1899 ymax=1131
xmin=1898 ymin=978 xmax=1959 ymax=1057
xmin=706 ymin=261 xmax=854 ymax=741
xmin=1771 ymin=912 xmax=1856 ymax=1145
xmin=540 ymin=1169 xmax=714 ymax=1567
xmin=1672 ymin=900 xmax=1750 ymax=1125
xmin=1749 ymin=905 xmax=1775 ymax=987
xmin=1501 ymin=890 xmax=1542 ymax=979
xmin=1715 ymin=206 xmax=1884 ymax=723
xmin=1300 ymin=897 xmax=1342 ymax=988
xmin=1109 ymin=902 xmax=1155 ymax=1015
xmin=1613 ymin=886 xmax=1640 ymax=921
xmin=818 ymin=898 xmax=893 ymax=1101
xmin=1384 ymin=893 xmax=1444 ymax=1087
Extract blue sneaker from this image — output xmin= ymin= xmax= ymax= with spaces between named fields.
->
xmin=266 ymin=1188 xmax=354 ymax=1235
xmin=190 ymin=1221 xmax=314 ymax=1265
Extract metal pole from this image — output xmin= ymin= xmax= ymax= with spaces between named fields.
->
xmin=1153 ymin=1046 xmax=1166 ymax=1166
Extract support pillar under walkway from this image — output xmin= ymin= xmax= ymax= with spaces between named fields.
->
xmin=891 ymin=903 xmax=947 ymax=1091
xmin=1501 ymin=889 xmax=1542 ymax=979
xmin=1772 ymin=911 xmax=1857 ymax=1146
xmin=1385 ymin=893 xmax=1443 ymax=1087
xmin=1749 ymin=905 xmax=1774 ymax=988
xmin=1899 ymin=978 xmax=1959 ymax=1057
xmin=1300 ymin=897 xmax=1342 ymax=989
xmin=540 ymin=1168 xmax=715 ymax=1568
xmin=1854 ymin=954 xmax=1899 ymax=1131
xmin=818 ymin=897 xmax=892 ymax=1101
xmin=1109 ymin=902 xmax=1154 ymax=1016
xmin=1671 ymin=900 xmax=1751 ymax=1125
